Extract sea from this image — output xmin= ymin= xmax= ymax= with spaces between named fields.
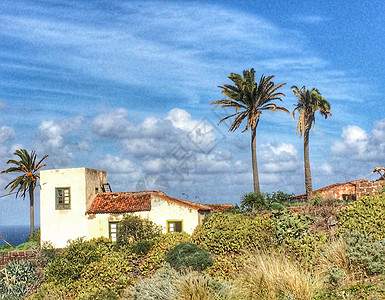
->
xmin=0 ymin=225 xmax=33 ymax=247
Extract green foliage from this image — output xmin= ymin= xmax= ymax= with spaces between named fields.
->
xmin=269 ymin=202 xmax=285 ymax=210
xmin=240 ymin=192 xmax=267 ymax=212
xmin=310 ymin=194 xmax=323 ymax=206
xmin=343 ymin=233 xmax=385 ymax=276
xmin=129 ymin=265 xmax=179 ymax=300
xmin=205 ymin=252 xmax=249 ymax=281
xmin=28 ymin=281 xmax=70 ymax=299
xmin=192 ymin=213 xmax=276 ymax=255
xmin=165 ymin=242 xmax=213 ymax=271
xmin=266 ymin=190 xmax=295 ymax=204
xmin=0 ymin=260 xmax=35 ymax=298
xmin=282 ymin=232 xmax=328 ymax=265
xmin=337 ymin=194 xmax=385 ymax=240
xmin=45 ymin=237 xmax=113 ymax=285
xmin=241 ymin=191 xmax=294 ymax=212
xmin=131 ymin=240 xmax=153 ymax=255
xmin=0 ymin=244 xmax=13 ymax=255
xmin=327 ymin=268 xmax=345 ymax=288
xmin=274 ymin=212 xmax=314 ymax=244
xmin=139 ymin=232 xmax=192 ymax=275
xmin=71 ymin=252 xmax=135 ymax=298
xmin=117 ymin=215 xmax=162 ymax=247
xmin=27 ymin=228 xmax=40 ymax=244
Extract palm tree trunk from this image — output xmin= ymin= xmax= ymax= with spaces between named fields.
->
xmin=29 ymin=186 xmax=34 ymax=236
xmin=251 ymin=128 xmax=260 ymax=194
xmin=303 ymin=129 xmax=313 ymax=201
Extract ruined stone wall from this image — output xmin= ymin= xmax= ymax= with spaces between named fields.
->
xmin=316 ymin=183 xmax=356 ymax=200
xmin=0 ymin=250 xmax=36 ymax=268
xmin=356 ymin=179 xmax=385 ymax=199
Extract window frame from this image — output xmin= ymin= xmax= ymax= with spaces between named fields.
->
xmin=166 ymin=220 xmax=183 ymax=233
xmin=109 ymin=221 xmax=120 ymax=243
xmin=55 ymin=187 xmax=71 ymax=210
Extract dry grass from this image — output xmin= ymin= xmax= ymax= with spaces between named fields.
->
xmin=175 ymin=270 xmax=243 ymax=300
xmin=318 ymin=237 xmax=356 ymax=281
xmin=235 ymin=252 xmax=323 ymax=300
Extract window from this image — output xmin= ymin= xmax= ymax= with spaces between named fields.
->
xmin=167 ymin=220 xmax=183 ymax=233
xmin=56 ymin=187 xmax=71 ymax=210
xmin=109 ymin=222 xmax=120 ymax=243
xmin=95 ymin=187 xmax=99 ymax=194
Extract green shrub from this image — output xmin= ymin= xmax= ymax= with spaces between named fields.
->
xmin=0 ymin=260 xmax=35 ymax=298
xmin=131 ymin=240 xmax=153 ymax=255
xmin=310 ymin=194 xmax=323 ymax=206
xmin=273 ymin=212 xmax=314 ymax=244
xmin=0 ymin=244 xmax=13 ymax=255
xmin=240 ymin=192 xmax=268 ymax=212
xmin=266 ymin=190 xmax=295 ymax=204
xmin=45 ymin=237 xmax=113 ymax=285
xmin=269 ymin=202 xmax=285 ymax=210
xmin=28 ymin=281 xmax=69 ymax=299
xmin=128 ymin=265 xmax=179 ymax=300
xmin=165 ymin=242 xmax=213 ymax=271
xmin=337 ymin=194 xmax=385 ymax=240
xmin=71 ymin=252 xmax=135 ymax=298
xmin=327 ymin=268 xmax=345 ymax=288
xmin=282 ymin=232 xmax=327 ymax=265
xmin=205 ymin=252 xmax=249 ymax=281
xmin=343 ymin=233 xmax=385 ymax=276
xmin=27 ymin=228 xmax=40 ymax=244
xmin=117 ymin=215 xmax=162 ymax=247
xmin=139 ymin=232 xmax=192 ymax=275
xmin=192 ymin=213 xmax=276 ymax=255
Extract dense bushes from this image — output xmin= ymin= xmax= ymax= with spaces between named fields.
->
xmin=45 ymin=237 xmax=113 ymax=285
xmin=36 ymin=237 xmax=135 ymax=299
xmin=337 ymin=194 xmax=385 ymax=240
xmin=117 ymin=215 xmax=162 ymax=248
xmin=192 ymin=213 xmax=276 ymax=254
xmin=165 ymin=242 xmax=213 ymax=271
xmin=139 ymin=232 xmax=192 ymax=275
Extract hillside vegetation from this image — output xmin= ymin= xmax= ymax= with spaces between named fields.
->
xmin=2 ymin=194 xmax=385 ymax=299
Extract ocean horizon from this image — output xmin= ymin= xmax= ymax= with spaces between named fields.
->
xmin=0 ymin=225 xmax=37 ymax=247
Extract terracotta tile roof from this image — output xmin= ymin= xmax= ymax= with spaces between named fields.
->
xmin=206 ymin=204 xmax=234 ymax=212
xmin=293 ymin=181 xmax=357 ymax=199
xmin=86 ymin=190 xmax=231 ymax=214
xmin=86 ymin=191 xmax=159 ymax=214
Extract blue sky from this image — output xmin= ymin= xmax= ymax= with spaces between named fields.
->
xmin=0 ymin=0 xmax=384 ymax=225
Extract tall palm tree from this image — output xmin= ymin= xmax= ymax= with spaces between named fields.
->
xmin=291 ymin=86 xmax=331 ymax=201
xmin=1 ymin=149 xmax=48 ymax=236
xmin=211 ymin=69 xmax=288 ymax=193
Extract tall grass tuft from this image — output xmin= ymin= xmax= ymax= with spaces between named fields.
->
xmin=319 ymin=238 xmax=353 ymax=281
xmin=236 ymin=252 xmax=322 ymax=300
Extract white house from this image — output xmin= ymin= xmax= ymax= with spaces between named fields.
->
xmin=40 ymin=167 xmax=232 ymax=248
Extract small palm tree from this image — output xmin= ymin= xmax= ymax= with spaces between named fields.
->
xmin=1 ymin=149 xmax=48 ymax=236
xmin=211 ymin=69 xmax=288 ymax=193
xmin=291 ymin=86 xmax=331 ymax=201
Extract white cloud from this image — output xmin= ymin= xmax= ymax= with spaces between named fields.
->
xmin=0 ymin=125 xmax=15 ymax=143
xmin=331 ymin=122 xmax=385 ymax=161
xmin=260 ymin=143 xmax=300 ymax=173
xmin=97 ymin=154 xmax=136 ymax=174
xmin=91 ymin=109 xmax=134 ymax=139
xmin=35 ymin=116 xmax=85 ymax=167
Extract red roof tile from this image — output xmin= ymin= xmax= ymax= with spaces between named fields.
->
xmin=86 ymin=191 xmax=156 ymax=214
xmin=206 ymin=204 xmax=234 ymax=212
xmin=86 ymin=190 xmax=232 ymax=214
